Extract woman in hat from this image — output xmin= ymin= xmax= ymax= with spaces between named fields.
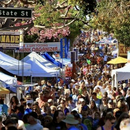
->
xmin=62 ymin=114 xmax=79 ymax=130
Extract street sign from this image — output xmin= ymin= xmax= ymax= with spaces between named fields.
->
xmin=0 ymin=7 xmax=32 ymax=19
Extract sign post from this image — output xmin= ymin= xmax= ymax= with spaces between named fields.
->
xmin=0 ymin=7 xmax=32 ymax=19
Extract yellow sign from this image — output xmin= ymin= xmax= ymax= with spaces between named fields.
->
xmin=119 ymin=44 xmax=130 ymax=56
xmin=0 ymin=35 xmax=20 ymax=43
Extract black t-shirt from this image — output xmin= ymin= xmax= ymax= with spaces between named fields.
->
xmin=49 ymin=121 xmax=67 ymax=130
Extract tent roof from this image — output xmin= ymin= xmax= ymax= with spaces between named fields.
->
xmin=107 ymin=56 xmax=127 ymax=64
xmin=0 ymin=80 xmax=16 ymax=93
xmin=42 ymin=52 xmax=63 ymax=68
xmin=0 ymin=72 xmax=17 ymax=85
xmin=22 ymin=52 xmax=58 ymax=69
xmin=22 ymin=52 xmax=60 ymax=77
xmin=0 ymin=51 xmax=31 ymax=76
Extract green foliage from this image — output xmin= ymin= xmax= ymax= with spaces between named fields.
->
xmin=114 ymin=22 xmax=130 ymax=46
xmin=89 ymin=0 xmax=130 ymax=46
xmin=33 ymin=0 xmax=97 ymax=43
xmin=68 ymin=21 xmax=82 ymax=45
xmin=24 ymin=34 xmax=38 ymax=43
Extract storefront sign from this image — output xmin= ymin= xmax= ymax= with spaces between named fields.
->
xmin=19 ymin=42 xmax=60 ymax=52
xmin=0 ymin=35 xmax=20 ymax=43
xmin=0 ymin=31 xmax=21 ymax=48
xmin=119 ymin=44 xmax=130 ymax=56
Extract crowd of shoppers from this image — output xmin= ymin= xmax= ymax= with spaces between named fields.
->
xmin=0 ymin=31 xmax=130 ymax=130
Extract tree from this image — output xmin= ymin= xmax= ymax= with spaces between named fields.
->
xmin=0 ymin=0 xmax=97 ymax=43
xmin=89 ymin=0 xmax=130 ymax=46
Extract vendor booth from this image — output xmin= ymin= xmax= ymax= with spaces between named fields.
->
xmin=111 ymin=63 xmax=130 ymax=87
xmin=22 ymin=52 xmax=61 ymax=77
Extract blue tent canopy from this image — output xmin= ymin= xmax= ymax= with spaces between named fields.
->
xmin=41 ymin=52 xmax=63 ymax=68
xmin=0 ymin=80 xmax=16 ymax=93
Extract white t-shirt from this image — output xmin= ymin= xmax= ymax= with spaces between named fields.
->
xmin=18 ymin=120 xmax=26 ymax=130
xmin=26 ymin=123 xmax=43 ymax=130
xmin=106 ymin=90 xmax=113 ymax=99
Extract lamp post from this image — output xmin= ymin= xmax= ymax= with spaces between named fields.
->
xmin=19 ymin=30 xmax=24 ymax=83
xmin=71 ymin=51 xmax=76 ymax=79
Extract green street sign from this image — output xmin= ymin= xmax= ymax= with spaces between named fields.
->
xmin=0 ymin=8 xmax=32 ymax=19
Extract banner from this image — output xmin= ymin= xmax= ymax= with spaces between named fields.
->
xmin=67 ymin=39 xmax=70 ymax=52
xmin=18 ymin=42 xmax=60 ymax=52
xmin=119 ymin=44 xmax=130 ymax=56
xmin=60 ymin=38 xmax=68 ymax=58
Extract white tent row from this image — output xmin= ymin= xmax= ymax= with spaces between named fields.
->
xmin=111 ymin=63 xmax=130 ymax=87
xmin=0 ymin=51 xmax=61 ymax=77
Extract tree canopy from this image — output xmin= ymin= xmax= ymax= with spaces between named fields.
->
xmin=0 ymin=0 xmax=97 ymax=43
xmin=89 ymin=0 xmax=130 ymax=46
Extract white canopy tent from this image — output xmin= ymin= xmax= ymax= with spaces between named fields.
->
xmin=22 ymin=52 xmax=61 ymax=77
xmin=0 ymin=51 xmax=31 ymax=76
xmin=0 ymin=72 xmax=17 ymax=86
xmin=23 ymin=52 xmax=59 ymax=68
xmin=111 ymin=63 xmax=130 ymax=87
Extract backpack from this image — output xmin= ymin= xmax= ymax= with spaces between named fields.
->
xmin=83 ymin=118 xmax=93 ymax=130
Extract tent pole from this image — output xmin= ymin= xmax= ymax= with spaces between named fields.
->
xmin=31 ymin=75 xmax=32 ymax=84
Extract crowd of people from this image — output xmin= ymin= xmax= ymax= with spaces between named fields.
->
xmin=0 ymin=32 xmax=130 ymax=130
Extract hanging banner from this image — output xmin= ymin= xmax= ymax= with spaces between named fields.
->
xmin=67 ymin=39 xmax=70 ymax=52
xmin=60 ymin=38 xmax=68 ymax=58
xmin=18 ymin=42 xmax=60 ymax=53
xmin=119 ymin=44 xmax=130 ymax=56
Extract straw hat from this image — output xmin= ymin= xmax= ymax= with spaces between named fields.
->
xmin=62 ymin=114 xmax=79 ymax=125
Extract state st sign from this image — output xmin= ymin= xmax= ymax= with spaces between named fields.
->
xmin=0 ymin=8 xmax=32 ymax=19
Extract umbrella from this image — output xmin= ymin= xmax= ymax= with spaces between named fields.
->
xmin=107 ymin=56 xmax=127 ymax=64
xmin=0 ymin=87 xmax=10 ymax=94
